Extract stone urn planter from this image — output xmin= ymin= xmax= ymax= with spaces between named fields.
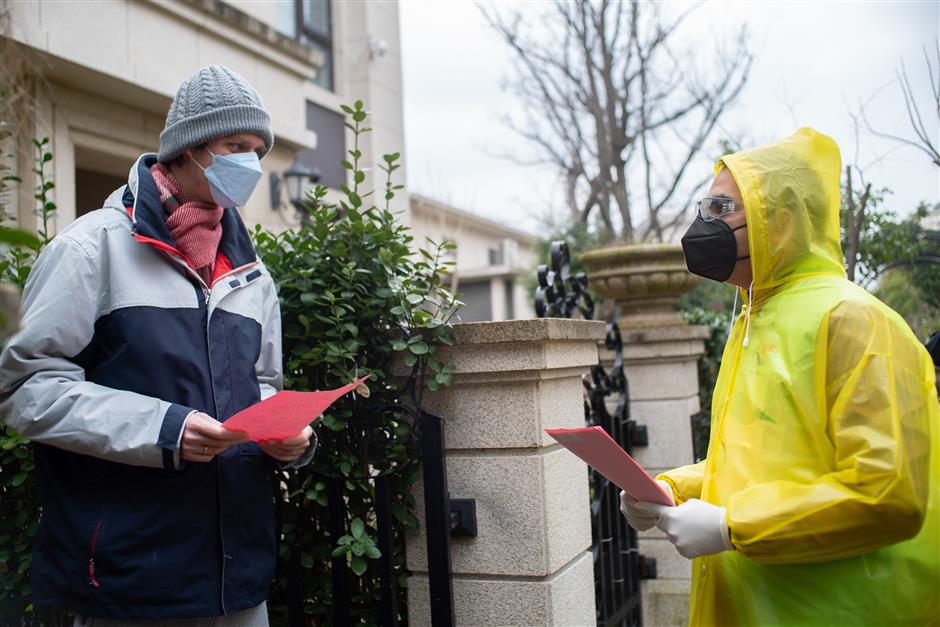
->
xmin=579 ymin=243 xmax=700 ymax=329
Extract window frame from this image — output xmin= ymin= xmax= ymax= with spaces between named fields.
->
xmin=294 ymin=0 xmax=334 ymax=90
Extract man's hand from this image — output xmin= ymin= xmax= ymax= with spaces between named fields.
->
xmin=620 ymin=480 xmax=675 ymax=530
xmin=635 ymin=498 xmax=733 ymax=559
xmin=258 ymin=425 xmax=314 ymax=463
xmin=181 ymin=412 xmax=249 ymax=462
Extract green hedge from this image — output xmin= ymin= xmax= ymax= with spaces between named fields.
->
xmin=1 ymin=136 xmax=57 ymax=624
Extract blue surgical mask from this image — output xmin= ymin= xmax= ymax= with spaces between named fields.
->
xmin=193 ymin=148 xmax=263 ymax=207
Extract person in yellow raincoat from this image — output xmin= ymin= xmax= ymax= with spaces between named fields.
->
xmin=620 ymin=128 xmax=939 ymax=626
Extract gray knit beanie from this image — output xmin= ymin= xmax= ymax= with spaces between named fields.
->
xmin=158 ymin=65 xmax=274 ymax=162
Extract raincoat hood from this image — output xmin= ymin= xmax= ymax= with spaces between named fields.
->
xmin=717 ymin=127 xmax=845 ymax=292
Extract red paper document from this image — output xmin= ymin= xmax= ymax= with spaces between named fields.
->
xmin=223 ymin=376 xmax=370 ymax=441
xmin=545 ymin=425 xmax=673 ymax=506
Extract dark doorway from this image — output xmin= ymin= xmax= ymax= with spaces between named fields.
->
xmin=75 ymin=146 xmax=129 ymax=218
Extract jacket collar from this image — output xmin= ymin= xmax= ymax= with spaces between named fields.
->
xmin=119 ymin=153 xmax=258 ymax=269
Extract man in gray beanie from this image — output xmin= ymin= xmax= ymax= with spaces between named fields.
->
xmin=0 ymin=65 xmax=314 ymax=625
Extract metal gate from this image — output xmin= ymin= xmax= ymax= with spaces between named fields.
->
xmin=282 ymin=379 xmax=462 ymax=626
xmin=536 ymin=241 xmax=653 ymax=626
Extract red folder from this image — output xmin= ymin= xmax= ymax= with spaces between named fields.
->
xmin=545 ymin=425 xmax=673 ymax=506
xmin=223 ymin=376 xmax=370 ymax=441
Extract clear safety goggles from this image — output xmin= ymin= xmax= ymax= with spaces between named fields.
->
xmin=696 ymin=196 xmax=740 ymax=222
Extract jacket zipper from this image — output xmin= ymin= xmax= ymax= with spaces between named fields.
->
xmin=88 ymin=519 xmax=103 ymax=588
xmin=197 ymin=262 xmax=257 ymax=616
xmin=130 ymin=211 xmax=260 ymax=614
xmin=202 ymin=287 xmax=228 ymax=615
xmin=207 ymin=262 xmax=258 ymax=615
xmin=201 ymin=264 xmax=259 ymax=615
xmin=135 ymin=231 xmax=263 ymax=614
xmin=145 ymin=240 xmax=225 ymax=610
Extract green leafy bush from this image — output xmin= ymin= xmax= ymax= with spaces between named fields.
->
xmin=842 ymin=182 xmax=940 ymax=341
xmin=860 ymin=202 xmax=940 ymax=342
xmin=254 ymin=101 xmax=460 ymax=625
xmin=0 ymin=136 xmax=57 ymax=624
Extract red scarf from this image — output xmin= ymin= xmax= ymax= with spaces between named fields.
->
xmin=149 ymin=163 xmax=224 ymax=286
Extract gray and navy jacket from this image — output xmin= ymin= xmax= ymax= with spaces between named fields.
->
xmin=0 ymin=153 xmax=308 ymax=619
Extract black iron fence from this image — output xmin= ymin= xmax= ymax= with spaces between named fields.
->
xmin=535 ymin=241 xmax=594 ymax=319
xmin=584 ymin=320 xmax=654 ymax=626
xmin=536 ymin=241 xmax=654 ymax=627
xmin=283 ymin=384 xmax=460 ymax=626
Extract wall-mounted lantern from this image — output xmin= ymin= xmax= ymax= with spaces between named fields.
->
xmin=270 ymin=156 xmax=321 ymax=213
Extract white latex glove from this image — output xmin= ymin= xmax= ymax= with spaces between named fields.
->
xmin=619 ymin=480 xmax=675 ymax=531
xmin=636 ymin=498 xmax=733 ymax=559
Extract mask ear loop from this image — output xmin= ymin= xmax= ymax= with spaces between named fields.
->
xmin=190 ymin=148 xmax=216 ymax=174
xmin=743 ymin=279 xmax=754 ymax=347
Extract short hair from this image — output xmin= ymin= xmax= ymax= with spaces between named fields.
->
xmin=166 ymin=143 xmax=206 ymax=168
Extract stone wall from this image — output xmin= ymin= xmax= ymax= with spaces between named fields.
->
xmin=406 ymin=319 xmax=605 ymax=626
xmin=404 ymin=314 xmax=706 ymax=625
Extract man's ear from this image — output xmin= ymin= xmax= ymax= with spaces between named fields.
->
xmin=185 ymin=144 xmax=211 ymax=169
xmin=169 ymin=148 xmax=192 ymax=170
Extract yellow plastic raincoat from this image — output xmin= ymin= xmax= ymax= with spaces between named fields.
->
xmin=659 ymin=128 xmax=940 ymax=626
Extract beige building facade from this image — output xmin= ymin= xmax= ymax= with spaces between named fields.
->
xmin=410 ymin=194 xmax=538 ymax=322
xmin=1 ymin=0 xmax=407 ymax=235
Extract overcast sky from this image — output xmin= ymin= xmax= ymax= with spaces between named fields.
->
xmin=400 ymin=0 xmax=939 ymax=236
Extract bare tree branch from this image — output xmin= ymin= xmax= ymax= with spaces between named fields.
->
xmin=861 ymin=42 xmax=940 ymax=168
xmin=483 ymin=0 xmax=752 ymax=243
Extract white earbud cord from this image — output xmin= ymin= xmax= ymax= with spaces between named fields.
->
xmin=743 ymin=279 xmax=754 ymax=347
xmin=726 ymin=288 xmax=739 ymax=342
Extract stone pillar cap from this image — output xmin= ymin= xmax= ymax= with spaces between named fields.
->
xmin=452 ymin=318 xmax=606 ymax=345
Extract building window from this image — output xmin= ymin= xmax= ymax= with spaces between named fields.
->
xmin=297 ymin=100 xmax=346 ymax=190
xmin=488 ymin=247 xmax=502 ymax=266
xmin=296 ymin=0 xmax=334 ymax=91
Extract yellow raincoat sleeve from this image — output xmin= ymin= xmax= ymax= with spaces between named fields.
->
xmin=657 ymin=461 xmax=706 ymax=505
xmin=727 ymin=299 xmax=933 ymax=563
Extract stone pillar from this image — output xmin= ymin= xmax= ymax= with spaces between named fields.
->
xmin=603 ymin=323 xmax=708 ymax=627
xmin=405 ymin=318 xmax=605 ymax=626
